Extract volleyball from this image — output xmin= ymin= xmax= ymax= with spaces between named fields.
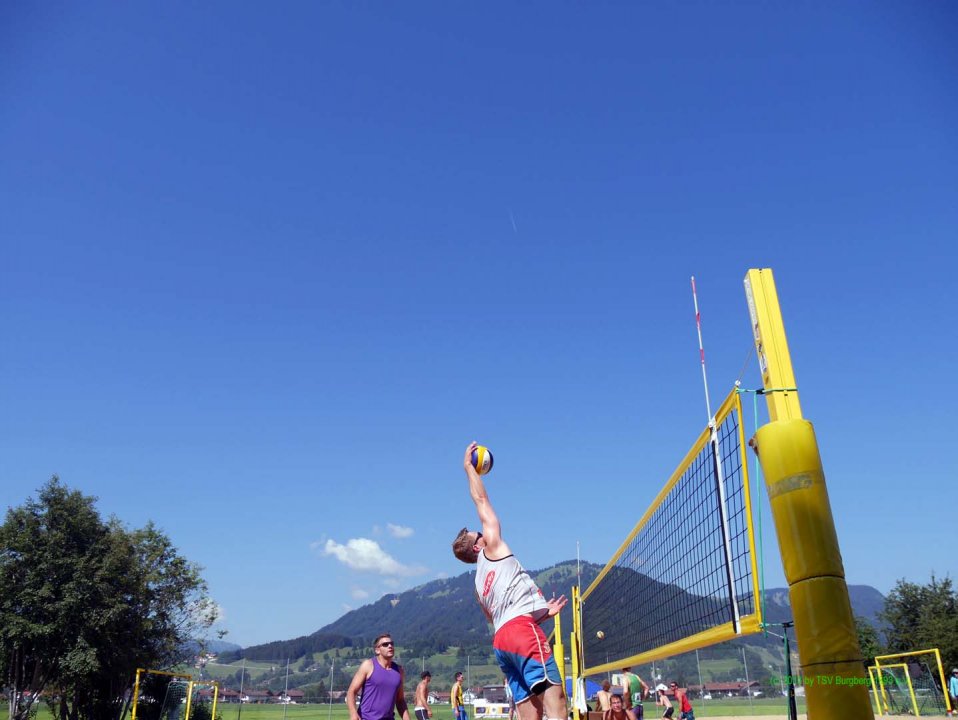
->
xmin=596 ymin=631 xmax=605 ymax=640
xmin=471 ymin=445 xmax=494 ymax=475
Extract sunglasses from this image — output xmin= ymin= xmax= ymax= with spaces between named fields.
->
xmin=378 ymin=641 xmax=394 ymax=648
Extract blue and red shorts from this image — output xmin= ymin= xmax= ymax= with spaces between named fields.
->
xmin=493 ymin=615 xmax=561 ymax=704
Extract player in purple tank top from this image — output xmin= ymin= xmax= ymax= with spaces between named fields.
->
xmin=347 ymin=633 xmax=411 ymax=720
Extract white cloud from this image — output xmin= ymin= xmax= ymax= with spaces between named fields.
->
xmin=322 ymin=537 xmax=426 ymax=577
xmin=351 ymin=587 xmax=370 ymax=600
xmin=342 ymin=603 xmax=353 ymax=612
xmin=382 ymin=578 xmax=401 ymax=588
xmin=387 ymin=523 xmax=414 ymax=539
xmin=436 ymin=572 xmax=449 ymax=580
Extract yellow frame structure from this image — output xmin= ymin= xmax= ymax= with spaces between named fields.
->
xmin=873 ymin=648 xmax=951 ymax=716
xmin=577 ymin=387 xmax=763 ymax=677
xmin=186 ymin=679 xmax=220 ymax=720
xmin=745 ymin=268 xmax=873 ymax=720
xmin=131 ymin=668 xmax=192 ymax=720
xmin=869 ymin=663 xmax=917 ymax=717
xmin=867 ymin=666 xmax=884 ymax=715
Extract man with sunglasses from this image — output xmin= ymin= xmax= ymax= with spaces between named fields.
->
xmin=347 ymin=634 xmax=411 ymax=720
xmin=669 ymin=683 xmax=693 ymax=720
xmin=451 ymin=442 xmax=568 ymax=720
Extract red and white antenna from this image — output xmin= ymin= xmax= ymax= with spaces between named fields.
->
xmin=691 ymin=276 xmax=714 ymax=424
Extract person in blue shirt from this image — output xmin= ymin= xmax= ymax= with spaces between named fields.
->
xmin=948 ymin=668 xmax=958 ymax=717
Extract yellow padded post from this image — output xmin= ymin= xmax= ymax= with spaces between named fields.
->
xmin=745 ymin=268 xmax=873 ymax=720
xmin=754 ymin=419 xmax=871 ymax=720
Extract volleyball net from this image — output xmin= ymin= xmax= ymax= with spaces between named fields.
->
xmin=577 ymin=387 xmax=762 ymax=676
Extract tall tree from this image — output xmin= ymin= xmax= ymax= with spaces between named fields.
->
xmin=879 ymin=574 xmax=958 ymax=672
xmin=0 ymin=478 xmax=217 ymax=720
xmin=854 ymin=616 xmax=881 ymax=666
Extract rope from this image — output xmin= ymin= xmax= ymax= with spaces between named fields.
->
xmin=749 ymin=389 xmax=767 ymax=631
xmin=735 ymin=344 xmax=754 ymax=387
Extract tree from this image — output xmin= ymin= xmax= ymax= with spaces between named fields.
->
xmin=880 ymin=574 xmax=958 ymax=672
xmin=855 ymin=616 xmax=881 ymax=666
xmin=0 ymin=478 xmax=217 ymax=720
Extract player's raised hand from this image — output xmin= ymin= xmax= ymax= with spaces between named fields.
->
xmin=545 ymin=594 xmax=568 ymax=618
xmin=463 ymin=441 xmax=479 ymax=473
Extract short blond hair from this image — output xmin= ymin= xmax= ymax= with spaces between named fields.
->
xmin=451 ymin=527 xmax=479 ymax=564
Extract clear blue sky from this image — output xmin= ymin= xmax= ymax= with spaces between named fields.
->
xmin=2 ymin=2 xmax=956 ymax=648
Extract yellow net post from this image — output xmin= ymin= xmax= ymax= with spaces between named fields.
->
xmin=570 ymin=585 xmax=583 ymax=720
xmin=744 ymin=268 xmax=872 ymax=720
xmin=554 ymin=600 xmax=566 ymax=693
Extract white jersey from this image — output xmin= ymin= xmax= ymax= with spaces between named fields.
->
xmin=475 ymin=550 xmax=549 ymax=632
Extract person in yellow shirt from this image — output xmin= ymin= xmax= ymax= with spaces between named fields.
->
xmin=452 ymin=672 xmax=467 ymax=720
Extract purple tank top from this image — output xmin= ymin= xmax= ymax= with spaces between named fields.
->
xmin=360 ymin=659 xmax=402 ymax=720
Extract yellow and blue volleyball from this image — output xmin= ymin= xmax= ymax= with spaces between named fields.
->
xmin=471 ymin=445 xmax=494 ymax=475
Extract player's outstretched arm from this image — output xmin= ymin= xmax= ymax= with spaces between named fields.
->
xmin=463 ymin=441 xmax=506 ymax=556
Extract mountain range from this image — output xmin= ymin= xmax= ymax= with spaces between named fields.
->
xmin=222 ymin=561 xmax=884 ymax=662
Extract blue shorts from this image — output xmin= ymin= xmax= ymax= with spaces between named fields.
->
xmin=493 ymin=615 xmax=561 ymax=704
xmin=456 ymin=706 xmax=468 ymax=720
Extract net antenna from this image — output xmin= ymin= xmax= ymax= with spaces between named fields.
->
xmin=691 ymin=276 xmax=742 ymax=633
xmin=691 ymin=276 xmax=714 ymax=423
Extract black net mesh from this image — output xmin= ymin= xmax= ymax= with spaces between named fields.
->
xmin=581 ymin=395 xmax=757 ymax=671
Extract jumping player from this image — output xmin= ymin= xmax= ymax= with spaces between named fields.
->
xmin=451 ymin=441 xmax=568 ymax=720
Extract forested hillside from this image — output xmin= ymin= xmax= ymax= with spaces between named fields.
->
xmin=228 ymin=561 xmax=884 ymax=662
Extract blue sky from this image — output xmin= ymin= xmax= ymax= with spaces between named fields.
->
xmin=2 ymin=2 xmax=956 ymax=648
